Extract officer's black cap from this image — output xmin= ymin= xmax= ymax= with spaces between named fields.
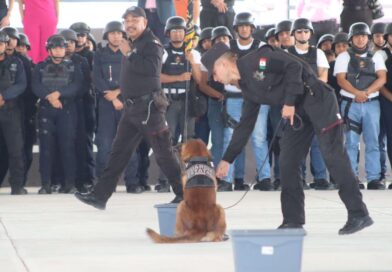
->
xmin=122 ymin=6 xmax=146 ymax=19
xmin=201 ymin=42 xmax=231 ymax=78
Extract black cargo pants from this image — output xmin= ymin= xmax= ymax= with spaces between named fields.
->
xmin=93 ymin=97 xmax=183 ymax=202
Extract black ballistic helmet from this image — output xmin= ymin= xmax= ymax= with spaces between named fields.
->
xmin=264 ymin=28 xmax=275 ymax=41
xmin=194 ymin=24 xmax=201 ymax=37
xmin=2 ymin=27 xmax=19 ymax=39
xmin=384 ymin=23 xmax=392 ymax=41
xmin=17 ymin=33 xmax=31 ymax=49
xmin=233 ymin=12 xmax=255 ymax=29
xmin=164 ymin=16 xmax=186 ymax=35
xmin=70 ymin=22 xmax=91 ymax=34
xmin=317 ymin=34 xmax=334 ymax=48
xmin=211 ymin=26 xmax=233 ymax=42
xmin=59 ymin=29 xmax=78 ymax=42
xmin=0 ymin=30 xmax=9 ymax=43
xmin=103 ymin=21 xmax=126 ymax=40
xmin=87 ymin=33 xmax=97 ymax=51
xmin=291 ymin=18 xmax=314 ymax=35
xmin=348 ymin=22 xmax=371 ymax=41
xmin=371 ymin=22 xmax=386 ymax=35
xmin=275 ymin=20 xmax=292 ymax=37
xmin=332 ymin=32 xmax=349 ymax=46
xmin=200 ymin=27 xmax=213 ymax=42
xmin=46 ymin=35 xmax=67 ymax=50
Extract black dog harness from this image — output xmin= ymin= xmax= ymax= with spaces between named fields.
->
xmin=185 ymin=157 xmax=216 ymax=189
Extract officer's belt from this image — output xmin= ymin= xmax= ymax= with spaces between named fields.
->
xmin=341 ymin=95 xmax=379 ymax=103
xmin=343 ymin=5 xmax=369 ymax=10
xmin=224 ymin=91 xmax=242 ymax=99
xmin=163 ymin=88 xmax=186 ymax=94
xmin=125 ymin=92 xmax=153 ymax=106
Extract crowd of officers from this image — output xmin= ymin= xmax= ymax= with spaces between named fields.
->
xmin=0 ymin=8 xmax=391 ymax=195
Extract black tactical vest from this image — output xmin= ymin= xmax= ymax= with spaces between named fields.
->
xmin=0 ymin=57 xmax=17 ymax=91
xmin=185 ymin=157 xmax=215 ymax=189
xmin=41 ymin=60 xmax=75 ymax=91
xmin=230 ymin=39 xmax=261 ymax=58
xmin=162 ymin=44 xmax=189 ymax=90
xmin=288 ymin=46 xmax=318 ymax=75
xmin=346 ymin=49 xmax=377 ymax=90
xmin=383 ymin=48 xmax=392 ymax=91
xmin=96 ymin=47 xmax=122 ymax=89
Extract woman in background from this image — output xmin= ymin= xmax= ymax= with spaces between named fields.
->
xmin=19 ymin=0 xmax=59 ymax=63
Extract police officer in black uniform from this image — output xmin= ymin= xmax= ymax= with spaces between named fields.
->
xmin=1 ymin=27 xmax=35 ymax=187
xmin=203 ymin=42 xmax=373 ymax=235
xmin=70 ymin=21 xmax=96 ymax=188
xmin=59 ymin=28 xmax=92 ymax=192
xmin=75 ymin=6 xmax=183 ymax=209
xmin=93 ymin=21 xmax=149 ymax=194
xmin=0 ymin=30 xmax=27 ymax=194
xmin=32 ymin=35 xmax=83 ymax=194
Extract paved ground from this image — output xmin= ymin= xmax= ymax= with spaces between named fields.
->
xmin=1 ymin=187 xmax=391 ymax=272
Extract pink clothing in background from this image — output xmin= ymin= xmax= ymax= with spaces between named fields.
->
xmin=23 ymin=0 xmax=58 ymax=63
xmin=296 ymin=0 xmax=341 ymax=23
xmin=145 ymin=0 xmax=157 ymax=9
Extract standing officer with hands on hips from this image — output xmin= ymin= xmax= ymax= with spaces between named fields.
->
xmin=75 ymin=6 xmax=183 ymax=209
xmin=202 ymin=42 xmax=373 ymax=234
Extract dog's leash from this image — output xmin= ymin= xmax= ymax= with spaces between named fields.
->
xmin=223 ymin=114 xmax=303 ymax=210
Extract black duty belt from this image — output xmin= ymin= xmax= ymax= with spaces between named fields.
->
xmin=341 ymin=96 xmax=379 ymax=103
xmin=343 ymin=5 xmax=369 ymax=10
xmin=225 ymin=91 xmax=242 ymax=99
xmin=125 ymin=93 xmax=153 ymax=106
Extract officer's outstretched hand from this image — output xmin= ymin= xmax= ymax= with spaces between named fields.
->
xmin=282 ymin=105 xmax=295 ymax=126
xmin=216 ymin=160 xmax=230 ymax=179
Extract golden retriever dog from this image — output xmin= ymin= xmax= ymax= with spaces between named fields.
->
xmin=146 ymin=139 xmax=226 ymax=243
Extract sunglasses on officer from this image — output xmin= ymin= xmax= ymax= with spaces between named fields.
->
xmin=295 ymin=29 xmax=310 ymax=34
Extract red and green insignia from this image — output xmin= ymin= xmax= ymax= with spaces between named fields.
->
xmin=259 ymin=58 xmax=267 ymax=71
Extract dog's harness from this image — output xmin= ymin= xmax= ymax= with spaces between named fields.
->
xmin=185 ymin=157 xmax=215 ymax=189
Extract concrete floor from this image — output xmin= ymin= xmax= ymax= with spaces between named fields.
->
xmin=1 ymin=187 xmax=392 ymax=272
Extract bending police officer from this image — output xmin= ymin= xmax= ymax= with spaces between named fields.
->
xmin=203 ymin=42 xmax=373 ymax=234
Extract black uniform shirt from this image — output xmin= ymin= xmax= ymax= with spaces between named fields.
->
xmin=120 ymin=28 xmax=163 ymax=99
xmin=237 ymin=45 xmax=304 ymax=107
xmin=223 ymin=45 xmax=340 ymax=163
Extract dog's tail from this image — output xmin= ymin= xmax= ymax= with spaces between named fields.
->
xmin=146 ymin=228 xmax=201 ymax=243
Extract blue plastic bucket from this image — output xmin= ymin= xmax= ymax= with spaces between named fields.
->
xmin=153 ymin=203 xmax=178 ymax=237
xmin=230 ymin=229 xmax=306 ymax=272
